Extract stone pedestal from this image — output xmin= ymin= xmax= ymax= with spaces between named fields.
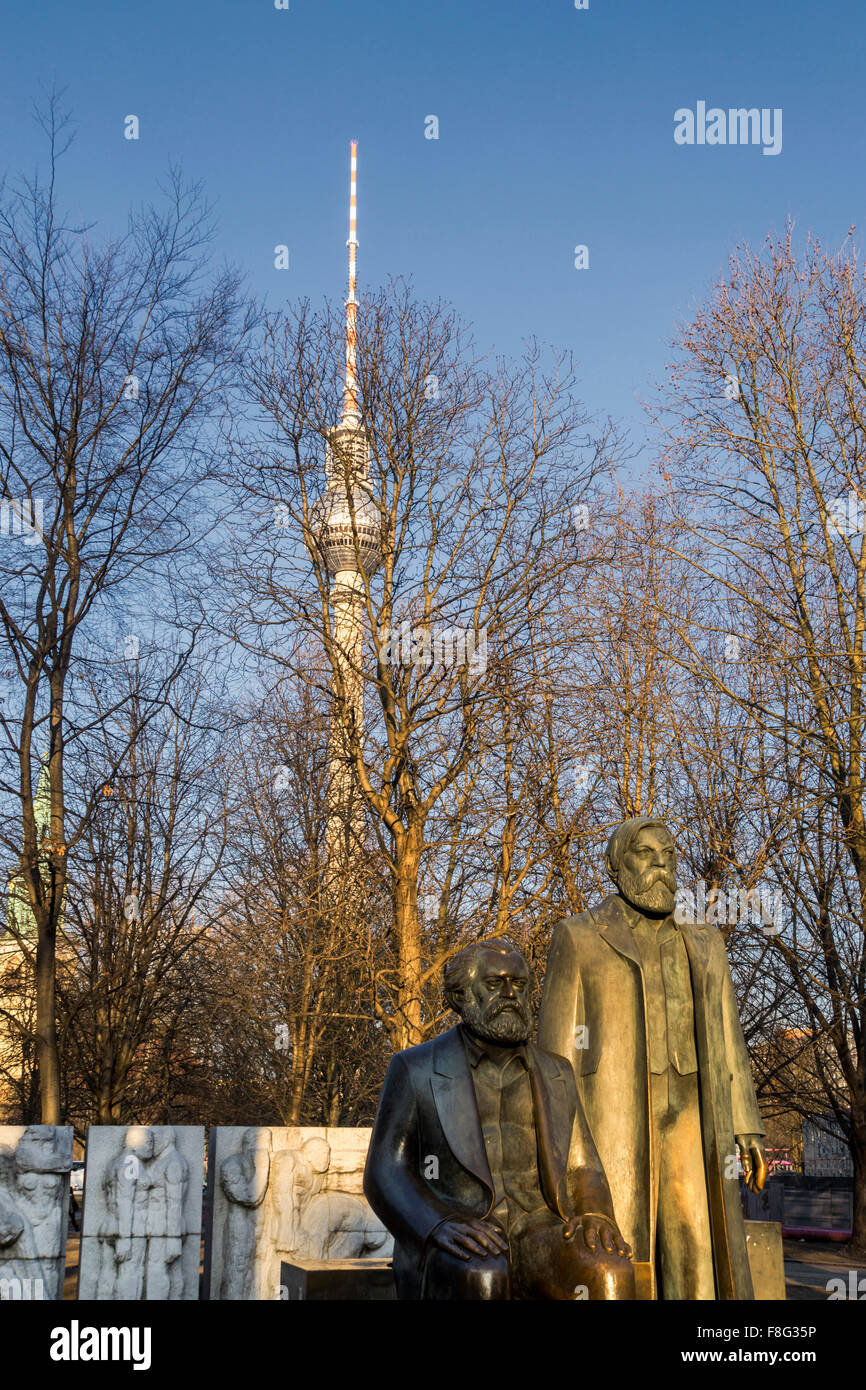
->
xmin=280 ymin=1257 xmax=396 ymax=1300
xmin=745 ymin=1219 xmax=786 ymax=1299
xmin=632 ymin=1225 xmax=785 ymax=1300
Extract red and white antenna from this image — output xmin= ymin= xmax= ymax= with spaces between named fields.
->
xmin=343 ymin=140 xmax=360 ymax=425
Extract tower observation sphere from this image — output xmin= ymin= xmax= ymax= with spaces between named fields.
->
xmin=310 ymin=426 xmax=383 ymax=577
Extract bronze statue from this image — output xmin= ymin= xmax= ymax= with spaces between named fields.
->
xmin=537 ymin=817 xmax=767 ymax=1300
xmin=363 ymin=938 xmax=635 ymax=1300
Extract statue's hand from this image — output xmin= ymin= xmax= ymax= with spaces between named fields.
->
xmin=430 ymin=1218 xmax=509 ymax=1262
xmin=736 ymin=1135 xmax=768 ymax=1194
xmin=563 ymin=1213 xmax=631 ymax=1259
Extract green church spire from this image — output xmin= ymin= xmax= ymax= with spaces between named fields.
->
xmin=4 ymin=749 xmax=55 ymax=941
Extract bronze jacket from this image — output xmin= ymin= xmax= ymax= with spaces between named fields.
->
xmin=537 ymin=894 xmax=764 ymax=1299
xmin=363 ymin=1025 xmax=617 ymax=1298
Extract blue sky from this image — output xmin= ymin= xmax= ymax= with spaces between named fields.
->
xmin=1 ymin=0 xmax=864 ymax=465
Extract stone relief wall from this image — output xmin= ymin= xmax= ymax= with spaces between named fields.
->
xmin=206 ymin=1126 xmax=392 ymax=1299
xmin=0 ymin=1125 xmax=72 ymax=1299
xmin=0 ymin=1123 xmax=391 ymax=1301
xmin=77 ymin=1126 xmax=204 ymax=1300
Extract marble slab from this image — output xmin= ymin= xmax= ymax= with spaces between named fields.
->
xmin=77 ymin=1125 xmax=204 ymax=1300
xmin=205 ymin=1126 xmax=392 ymax=1300
xmin=0 ymin=1125 xmax=72 ymax=1300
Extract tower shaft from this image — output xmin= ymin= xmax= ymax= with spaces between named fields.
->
xmin=327 ymin=572 xmax=366 ymax=858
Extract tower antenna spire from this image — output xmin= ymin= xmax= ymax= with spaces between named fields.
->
xmin=343 ymin=139 xmax=359 ymax=425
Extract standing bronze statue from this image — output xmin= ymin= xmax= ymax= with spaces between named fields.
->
xmin=538 ymin=817 xmax=767 ymax=1300
xmin=363 ymin=939 xmax=635 ymax=1299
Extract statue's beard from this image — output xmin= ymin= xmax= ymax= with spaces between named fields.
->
xmin=461 ymin=996 xmax=532 ymax=1045
xmin=618 ymin=866 xmax=677 ymax=916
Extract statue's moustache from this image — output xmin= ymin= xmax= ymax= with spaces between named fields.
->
xmin=643 ymin=869 xmax=676 ymax=890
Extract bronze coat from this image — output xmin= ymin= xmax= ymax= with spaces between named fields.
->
xmin=537 ymin=894 xmax=764 ymax=1300
xmin=363 ymin=1025 xmax=617 ymax=1298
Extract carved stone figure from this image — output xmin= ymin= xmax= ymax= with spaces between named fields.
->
xmin=219 ymin=1128 xmax=272 ymax=1300
xmin=364 ymin=939 xmax=635 ymax=1300
xmin=13 ymin=1126 xmax=72 ymax=1297
xmin=537 ymin=817 xmax=767 ymax=1300
xmin=207 ymin=1126 xmax=392 ymax=1299
xmin=271 ymin=1136 xmax=389 ymax=1261
xmin=0 ymin=1147 xmax=43 ymax=1288
xmin=267 ymin=1142 xmax=312 ymax=1260
xmin=80 ymin=1125 xmax=202 ymax=1300
xmin=0 ymin=1126 xmax=71 ymax=1298
xmin=143 ymin=1126 xmax=189 ymax=1300
xmin=96 ymin=1126 xmax=152 ymax=1299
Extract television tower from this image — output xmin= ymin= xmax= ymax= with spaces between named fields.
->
xmin=311 ymin=142 xmax=382 ymax=862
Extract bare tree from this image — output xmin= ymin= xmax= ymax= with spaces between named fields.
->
xmin=203 ymin=685 xmax=390 ymax=1124
xmin=57 ymin=651 xmax=230 ymax=1124
xmin=0 ymin=98 xmax=253 ymax=1119
xmin=656 ymin=225 xmax=866 ymax=1249
xmin=224 ymin=280 xmax=618 ymax=1048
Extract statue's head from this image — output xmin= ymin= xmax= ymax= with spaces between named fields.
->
xmin=21 ymin=1125 xmax=50 ymax=1151
xmin=443 ymin=938 xmax=532 ymax=1045
xmin=606 ymin=817 xmax=677 ymax=918
xmin=293 ymin=1137 xmax=329 ymax=1200
xmin=16 ymin=1126 xmax=71 ymax=1174
xmin=125 ymin=1126 xmax=154 ymax=1160
xmin=301 ymin=1137 xmax=330 ymax=1175
xmin=152 ymin=1126 xmax=176 ymax=1157
xmin=242 ymin=1127 xmax=272 ymax=1156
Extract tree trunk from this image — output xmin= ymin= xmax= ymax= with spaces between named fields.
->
xmin=288 ymin=1029 xmax=307 ymax=1126
xmin=96 ymin=1065 xmax=116 ymax=1125
xmin=851 ymin=1115 xmax=866 ymax=1254
xmin=393 ymin=821 xmax=424 ymax=1050
xmin=35 ymin=921 xmax=60 ymax=1123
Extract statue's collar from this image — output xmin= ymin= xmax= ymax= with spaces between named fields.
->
xmin=604 ymin=892 xmax=677 ymax=935
xmin=459 ymin=1025 xmax=529 ymax=1072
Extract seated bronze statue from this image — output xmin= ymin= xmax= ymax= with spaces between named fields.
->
xmin=363 ymin=938 xmax=635 ymax=1300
